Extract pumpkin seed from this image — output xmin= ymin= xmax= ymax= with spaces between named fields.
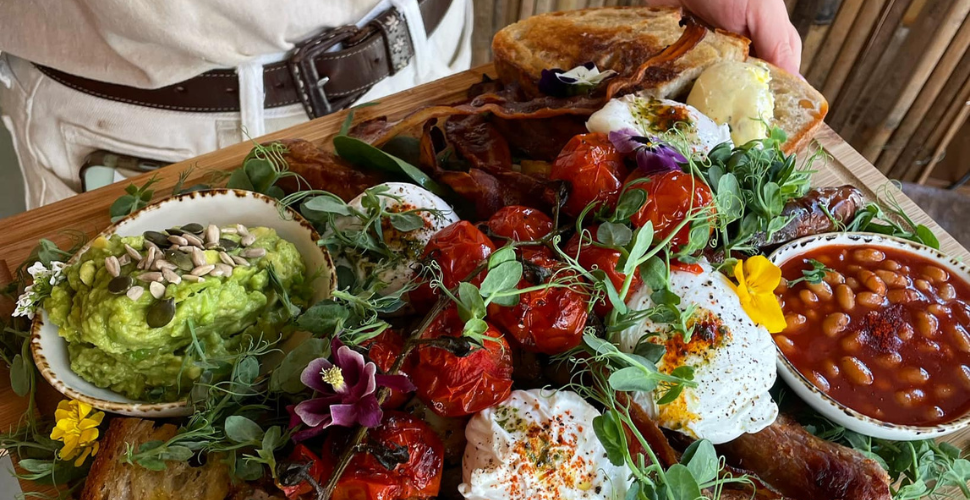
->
xmin=137 ymin=272 xmax=163 ymax=282
xmin=144 ymin=231 xmax=170 ymax=248
xmin=219 ymin=238 xmax=239 ymax=251
xmin=79 ymin=261 xmax=96 ymax=286
xmin=108 ymin=276 xmax=133 ymax=294
xmin=190 ymin=265 xmax=215 ymax=277
xmin=127 ymin=286 xmax=145 ymax=301
xmin=182 ymin=274 xmax=205 ymax=283
xmin=205 ymin=224 xmax=220 ymax=245
xmin=183 ymin=233 xmax=204 ymax=247
xmin=149 ymin=281 xmax=166 ymax=299
xmin=147 ymin=298 xmax=176 ymax=328
xmin=166 ymin=250 xmax=194 ymax=272
xmin=124 ymin=244 xmax=142 ymax=261
xmin=182 ymin=223 xmax=204 ymax=234
xmin=105 ymin=256 xmax=121 ymax=277
xmin=167 ymin=235 xmax=189 ymax=246
xmin=241 ymin=234 xmax=256 ymax=247
xmin=240 ymin=248 xmax=266 ymax=258
xmin=166 ymin=227 xmax=185 ymax=236
xmin=162 ymin=268 xmax=181 ymax=285
xmin=231 ymin=255 xmax=250 ymax=267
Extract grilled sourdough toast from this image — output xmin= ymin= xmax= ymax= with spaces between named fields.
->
xmin=492 ymin=6 xmax=827 ymax=153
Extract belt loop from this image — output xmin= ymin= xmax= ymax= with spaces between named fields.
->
xmin=237 ymin=60 xmax=266 ymax=140
xmin=390 ymin=0 xmax=431 ymax=80
xmin=0 ymin=52 xmax=13 ymax=89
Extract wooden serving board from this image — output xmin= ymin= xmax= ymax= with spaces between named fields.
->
xmin=1 ymin=64 xmax=968 ymax=493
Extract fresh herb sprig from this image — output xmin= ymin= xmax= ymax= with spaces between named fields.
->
xmin=109 ymin=175 xmax=160 ymax=222
xmin=226 ymin=141 xmax=304 ymax=199
xmin=843 ymin=183 xmax=940 ymax=249
xmin=785 ymin=259 xmax=833 ymax=286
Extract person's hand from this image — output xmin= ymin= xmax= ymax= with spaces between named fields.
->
xmin=652 ymin=0 xmax=802 ymax=75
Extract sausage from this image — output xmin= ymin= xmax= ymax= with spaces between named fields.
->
xmin=752 ymin=185 xmax=865 ymax=247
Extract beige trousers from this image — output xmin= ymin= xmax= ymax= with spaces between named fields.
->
xmin=0 ymin=0 xmax=472 ymax=209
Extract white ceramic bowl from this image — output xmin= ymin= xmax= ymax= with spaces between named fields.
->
xmin=30 ymin=189 xmax=335 ymax=417
xmin=769 ymin=232 xmax=970 ymax=440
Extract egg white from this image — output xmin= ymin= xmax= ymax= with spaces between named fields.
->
xmin=333 ymin=182 xmax=459 ymax=294
xmin=460 ymin=389 xmax=632 ymax=500
xmin=586 ymin=96 xmax=732 ymax=157
xmin=618 ymin=260 xmax=778 ymax=444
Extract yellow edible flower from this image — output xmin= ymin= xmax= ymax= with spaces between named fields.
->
xmin=729 ymin=256 xmax=787 ymax=334
xmin=50 ymin=400 xmax=104 ymax=466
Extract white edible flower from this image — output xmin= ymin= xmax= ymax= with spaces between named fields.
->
xmin=556 ymin=63 xmax=617 ymax=87
xmin=13 ymin=261 xmax=67 ymax=319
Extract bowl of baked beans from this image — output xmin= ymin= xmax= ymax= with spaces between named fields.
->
xmin=769 ymin=232 xmax=970 ymax=440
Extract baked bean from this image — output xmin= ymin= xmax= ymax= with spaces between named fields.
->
xmin=806 ymin=370 xmax=830 ymax=392
xmin=774 ymin=278 xmax=788 ymax=295
xmin=939 ymin=283 xmax=957 ymax=301
xmin=953 ymin=300 xmax=970 ymax=323
xmin=847 ymin=264 xmax=863 ymax=274
xmin=857 ymin=291 xmax=885 ymax=308
xmin=816 ymin=255 xmax=834 ymax=266
xmin=841 ymin=331 xmax=866 ymax=354
xmin=807 ymin=281 xmax=833 ymax=301
xmin=875 ymin=270 xmax=907 ymax=288
xmin=950 ymin=324 xmax=970 ymax=353
xmin=806 ymin=310 xmax=819 ymax=322
xmin=926 ymin=406 xmax=946 ymax=421
xmin=922 ymin=265 xmax=949 ymax=284
xmin=934 ymin=384 xmax=956 ymax=400
xmin=840 ymin=356 xmax=874 ymax=385
xmin=915 ymin=279 xmax=933 ymax=293
xmin=784 ymin=313 xmax=807 ymax=333
xmin=821 ymin=359 xmax=840 ymax=379
xmin=875 ymin=379 xmax=892 ymax=392
xmin=898 ymin=366 xmax=930 ymax=385
xmin=957 ymin=365 xmax=970 ymax=390
xmin=928 ymin=304 xmax=951 ymax=318
xmin=845 ymin=277 xmax=861 ymax=290
xmin=862 ymin=273 xmax=887 ymax=296
xmin=888 ymin=288 xmax=919 ymax=305
xmin=787 ymin=296 xmax=802 ymax=310
xmin=883 ymin=259 xmax=901 ymax=271
xmin=774 ymin=335 xmax=795 ymax=355
xmin=835 ymin=285 xmax=856 ymax=311
xmin=822 ymin=312 xmax=850 ymax=337
xmin=824 ymin=271 xmax=846 ymax=286
xmin=914 ymin=310 xmax=940 ymax=338
xmin=895 ymin=388 xmax=926 ymax=408
xmin=875 ymin=351 xmax=903 ymax=369
xmin=853 ymin=249 xmax=885 ymax=263
xmin=800 ymin=289 xmax=819 ymax=305
xmin=918 ymin=339 xmax=942 ymax=354
xmin=898 ymin=323 xmax=915 ymax=341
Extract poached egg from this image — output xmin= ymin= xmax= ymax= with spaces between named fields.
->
xmin=460 ymin=389 xmax=632 ymax=500
xmin=334 ymin=182 xmax=459 ymax=294
xmin=618 ymin=260 xmax=777 ymax=444
xmin=686 ymin=60 xmax=775 ymax=146
xmin=586 ymin=96 xmax=732 ymax=157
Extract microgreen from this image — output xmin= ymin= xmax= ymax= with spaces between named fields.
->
xmin=226 ymin=141 xmax=303 ymax=199
xmin=786 ymin=259 xmax=833 ymax=286
xmin=109 ymin=175 xmax=160 ymax=222
xmin=843 ymin=183 xmax=940 ymax=249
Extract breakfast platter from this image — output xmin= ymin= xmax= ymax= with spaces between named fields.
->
xmin=2 ymin=7 xmax=970 ymax=500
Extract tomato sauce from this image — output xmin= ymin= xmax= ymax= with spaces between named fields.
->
xmin=775 ymin=245 xmax=970 ymax=426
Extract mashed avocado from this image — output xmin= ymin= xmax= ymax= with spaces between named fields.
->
xmin=45 ymin=227 xmax=311 ymax=402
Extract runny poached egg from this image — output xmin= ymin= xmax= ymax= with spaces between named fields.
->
xmin=618 ymin=260 xmax=778 ymax=444
xmin=586 ymin=96 xmax=732 ymax=157
xmin=686 ymin=60 xmax=775 ymax=146
xmin=460 ymin=389 xmax=632 ymax=500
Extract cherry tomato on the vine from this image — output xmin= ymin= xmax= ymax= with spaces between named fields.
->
xmin=564 ymin=225 xmax=642 ymax=316
xmin=625 ymin=170 xmax=714 ymax=249
xmin=413 ymin=307 xmax=513 ymax=417
xmin=551 ymin=133 xmax=628 ymax=217
xmin=410 ymin=221 xmax=496 ymax=312
xmin=486 ymin=205 xmax=554 ymax=242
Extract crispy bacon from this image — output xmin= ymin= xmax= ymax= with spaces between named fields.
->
xmin=491 ymin=115 xmax=589 ymax=161
xmin=716 ymin=415 xmax=893 ymax=500
xmin=444 ymin=115 xmax=512 ymax=174
xmin=275 ymin=139 xmax=385 ymax=201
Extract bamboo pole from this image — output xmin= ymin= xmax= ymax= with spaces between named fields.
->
xmin=535 ymin=0 xmax=555 ymax=14
xmin=472 ymin=0 xmax=496 ymax=66
xmin=917 ymin=97 xmax=970 ymax=184
xmin=807 ymin=0 xmax=865 ymax=88
xmin=801 ymin=24 xmax=832 ymax=74
xmin=877 ymin=14 xmax=970 ymax=173
xmin=901 ymin=71 xmax=970 ymax=181
xmin=820 ymin=0 xmax=889 ymax=102
xmin=519 ymin=0 xmax=536 ymax=19
xmin=861 ymin=0 xmax=970 ymax=162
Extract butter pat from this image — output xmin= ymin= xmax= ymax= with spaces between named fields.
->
xmin=687 ymin=60 xmax=775 ymax=146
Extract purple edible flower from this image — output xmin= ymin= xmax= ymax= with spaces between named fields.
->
xmin=608 ymin=128 xmax=687 ymax=175
xmin=289 ymin=338 xmax=416 ymax=442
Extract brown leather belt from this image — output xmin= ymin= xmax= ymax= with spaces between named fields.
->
xmin=36 ymin=0 xmax=451 ymax=119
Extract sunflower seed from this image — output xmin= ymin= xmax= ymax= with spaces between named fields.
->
xmin=205 ymin=242 xmax=220 ymax=250
xmin=241 ymin=234 xmax=256 ymax=247
xmin=231 ymin=255 xmax=250 ymax=267
xmin=118 ymin=254 xmax=131 ymax=267
xmin=205 ymin=224 xmax=220 ymax=245
xmin=219 ymin=251 xmax=235 ymax=266
xmin=221 ymin=227 xmax=238 ymax=235
xmin=125 ymin=244 xmax=143 ymax=261
xmin=138 ymin=246 xmax=157 ymax=270
xmin=190 ymin=265 xmax=215 ymax=277
xmin=162 ymin=268 xmax=182 ymax=284
xmin=109 ymin=276 xmax=133 ymax=294
xmin=190 ymin=248 xmax=207 ymax=267
xmin=154 ymin=259 xmax=177 ymax=271
xmin=182 ymin=274 xmax=205 ymax=283
xmin=236 ymin=224 xmax=250 ymax=237
xmin=105 ymin=256 xmax=121 ymax=277
xmin=137 ymin=272 xmax=163 ymax=282
xmin=147 ymin=298 xmax=176 ymax=328
xmin=215 ymin=263 xmax=234 ymax=277
xmin=149 ymin=281 xmax=166 ymax=299
xmin=209 ymin=266 xmax=225 ymax=277
xmin=183 ymin=233 xmax=204 ymax=247
xmin=127 ymin=286 xmax=145 ymax=301
xmin=240 ymin=248 xmax=266 ymax=258
xmin=182 ymin=223 xmax=204 ymax=234
xmin=167 ymin=235 xmax=189 ymax=246
xmin=144 ymin=240 xmax=161 ymax=254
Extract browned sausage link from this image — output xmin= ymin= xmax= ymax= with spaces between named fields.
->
xmin=751 ymin=186 xmax=866 ymax=247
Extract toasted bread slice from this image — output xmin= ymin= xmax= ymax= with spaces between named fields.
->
xmin=492 ymin=6 xmax=749 ymax=99
xmin=80 ymin=418 xmax=232 ymax=500
xmin=757 ymin=58 xmax=829 ymax=154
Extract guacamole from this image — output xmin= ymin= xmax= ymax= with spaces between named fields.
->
xmin=45 ymin=227 xmax=311 ymax=402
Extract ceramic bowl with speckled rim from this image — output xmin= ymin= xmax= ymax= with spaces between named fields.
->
xmin=30 ymin=189 xmax=335 ymax=418
xmin=768 ymin=231 xmax=970 ymax=441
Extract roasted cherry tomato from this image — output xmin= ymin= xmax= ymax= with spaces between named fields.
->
xmin=364 ymin=329 xmax=414 ymax=410
xmin=551 ymin=133 xmax=628 ymax=217
xmin=410 ymin=221 xmax=496 ymax=312
xmin=486 ymin=205 xmax=554 ymax=242
xmin=626 ymin=170 xmax=714 ymax=248
xmin=564 ymin=225 xmax=642 ymax=316
xmin=319 ymin=412 xmax=444 ymax=500
xmin=487 ymin=250 xmax=588 ymax=354
xmin=279 ymin=444 xmax=326 ymax=499
xmin=413 ymin=307 xmax=513 ymax=417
